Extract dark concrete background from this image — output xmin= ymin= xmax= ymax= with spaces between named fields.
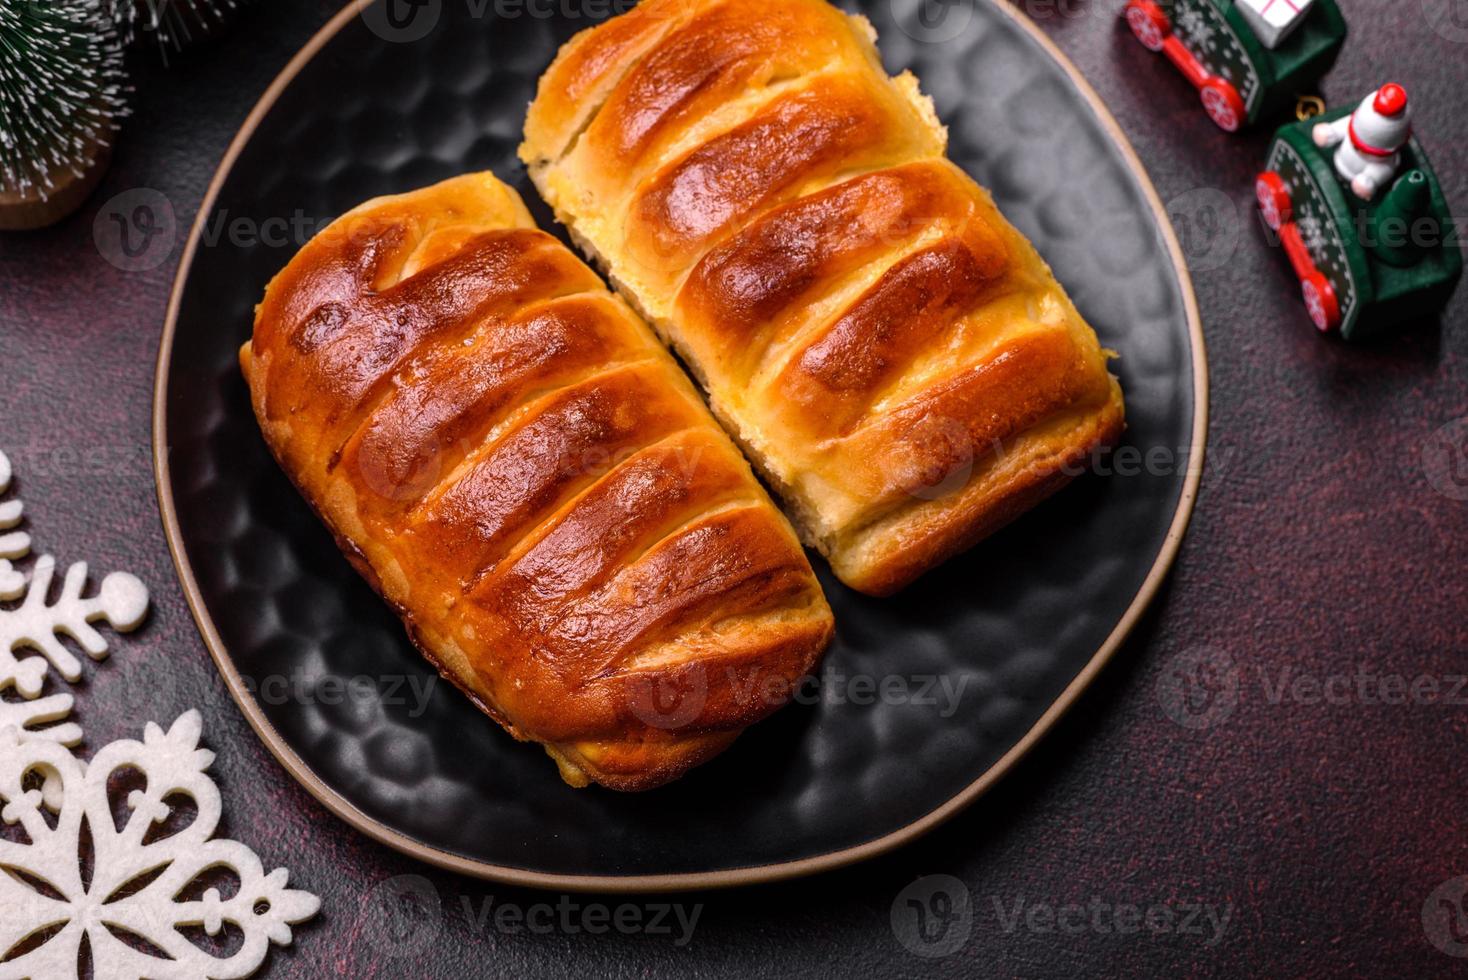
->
xmin=2 ymin=0 xmax=1466 ymax=976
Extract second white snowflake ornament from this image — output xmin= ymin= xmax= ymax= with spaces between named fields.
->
xmin=0 ymin=449 xmax=150 ymax=745
xmin=0 ymin=711 xmax=320 ymax=979
xmin=0 ymin=555 xmax=150 ymax=699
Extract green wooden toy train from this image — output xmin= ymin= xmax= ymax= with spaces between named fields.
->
xmin=1254 ymin=86 xmax=1461 ymax=339
xmin=1124 ymin=0 xmax=1347 ymax=132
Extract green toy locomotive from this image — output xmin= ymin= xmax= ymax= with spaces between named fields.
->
xmin=1254 ymin=85 xmax=1461 ymax=339
xmin=1124 ymin=0 xmax=1347 ymax=132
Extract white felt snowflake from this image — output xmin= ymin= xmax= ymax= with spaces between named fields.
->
xmin=0 ymin=711 xmax=321 ymax=978
xmin=0 ymin=447 xmax=319 ymax=976
xmin=0 ymin=451 xmax=29 ymax=596
xmin=0 ymin=449 xmax=149 ymax=745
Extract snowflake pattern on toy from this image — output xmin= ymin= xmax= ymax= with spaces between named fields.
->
xmin=0 ymin=449 xmax=149 ymax=744
xmin=1174 ymin=5 xmax=1246 ymax=94
xmin=1174 ymin=6 xmax=1218 ymax=54
xmin=1167 ymin=0 xmax=1261 ymax=111
xmin=1293 ymin=199 xmax=1348 ymax=274
xmin=0 ymin=712 xmax=320 ymax=978
xmin=1266 ymin=139 xmax=1360 ymax=329
xmin=1296 ymin=210 xmax=1328 ymax=255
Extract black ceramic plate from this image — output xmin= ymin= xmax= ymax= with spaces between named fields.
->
xmin=155 ymin=0 xmax=1205 ymax=890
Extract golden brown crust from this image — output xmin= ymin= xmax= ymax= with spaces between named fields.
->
xmin=674 ymin=161 xmax=986 ymax=373
xmin=522 ymin=0 xmax=1125 ymax=594
xmin=243 ymin=172 xmax=833 ymax=790
xmin=624 ymin=73 xmax=924 ymax=273
xmin=832 ymin=391 xmax=1127 ymax=597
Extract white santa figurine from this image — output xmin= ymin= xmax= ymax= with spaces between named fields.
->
xmin=1313 ymin=83 xmax=1413 ymax=201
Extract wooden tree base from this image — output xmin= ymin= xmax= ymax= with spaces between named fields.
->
xmin=0 ymin=144 xmax=112 ymax=231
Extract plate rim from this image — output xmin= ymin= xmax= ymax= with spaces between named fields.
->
xmin=152 ymin=0 xmax=1209 ymax=893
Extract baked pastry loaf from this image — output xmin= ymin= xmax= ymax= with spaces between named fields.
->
xmin=241 ymin=172 xmax=833 ymax=790
xmin=521 ymin=0 xmax=1126 ymax=595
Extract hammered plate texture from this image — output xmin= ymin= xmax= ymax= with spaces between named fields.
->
xmin=159 ymin=0 xmax=1200 ymax=881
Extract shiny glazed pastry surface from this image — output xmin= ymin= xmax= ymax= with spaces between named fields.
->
xmin=521 ymin=0 xmax=1127 ymax=595
xmin=241 ymin=172 xmax=833 ymax=790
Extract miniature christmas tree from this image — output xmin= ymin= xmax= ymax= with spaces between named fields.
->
xmin=1373 ymin=170 xmax=1430 ymax=267
xmin=0 ymin=0 xmax=127 ymax=229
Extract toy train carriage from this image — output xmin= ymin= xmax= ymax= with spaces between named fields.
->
xmin=1125 ymin=0 xmax=1346 ymax=131
xmin=1255 ymin=111 xmax=1462 ymax=339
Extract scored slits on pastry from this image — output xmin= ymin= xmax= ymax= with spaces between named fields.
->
xmin=473 ymin=431 xmax=755 ymax=613
xmin=521 ymin=0 xmax=706 ymax=164
xmin=266 ymin=201 xmax=774 ymax=604
xmin=325 ymin=226 xmax=788 ymax=615
xmin=674 ymin=161 xmax=982 ymax=369
xmin=832 ymin=326 xmax=1111 ymax=509
xmin=581 ymin=0 xmax=858 ymax=170
xmin=255 ymin=222 xmax=601 ymax=456
xmin=766 ymin=224 xmax=1012 ymax=437
xmin=460 ymin=434 xmax=825 ymax=744
xmin=339 ymin=293 xmax=659 ymax=519
xmin=465 ymin=487 xmax=828 ymax=746
xmin=472 ymin=444 xmax=799 ymax=684
xmin=537 ymin=506 xmax=829 ymax=735
xmin=408 ymin=362 xmax=710 ymax=589
xmin=624 ymin=73 xmax=939 ymax=277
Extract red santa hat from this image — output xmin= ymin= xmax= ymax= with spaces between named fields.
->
xmin=1374 ymin=83 xmax=1409 ymax=118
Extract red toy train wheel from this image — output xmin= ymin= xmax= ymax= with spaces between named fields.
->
xmin=1125 ymin=0 xmax=1170 ymax=52
xmin=1301 ymin=273 xmax=1341 ymax=334
xmin=1255 ymin=172 xmax=1292 ymax=231
xmin=1200 ymin=79 xmax=1246 ymax=132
